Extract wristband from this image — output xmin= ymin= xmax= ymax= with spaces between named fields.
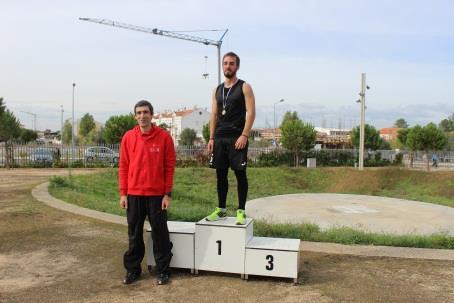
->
xmin=241 ymin=134 xmax=249 ymax=138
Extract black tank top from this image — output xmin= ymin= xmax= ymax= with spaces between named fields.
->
xmin=215 ymin=79 xmax=246 ymax=137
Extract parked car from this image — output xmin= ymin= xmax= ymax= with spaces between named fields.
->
xmin=28 ymin=148 xmax=54 ymax=166
xmin=84 ymin=146 xmax=119 ymax=164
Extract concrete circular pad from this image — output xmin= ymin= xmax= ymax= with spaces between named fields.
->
xmin=246 ymin=194 xmax=454 ymax=236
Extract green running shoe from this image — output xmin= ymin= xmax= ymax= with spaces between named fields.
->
xmin=235 ymin=209 xmax=246 ymax=225
xmin=206 ymin=207 xmax=227 ymax=221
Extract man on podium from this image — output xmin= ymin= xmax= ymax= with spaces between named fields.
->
xmin=206 ymin=52 xmax=256 ymax=225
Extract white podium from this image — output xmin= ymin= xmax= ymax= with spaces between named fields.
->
xmin=245 ymin=237 xmax=300 ymax=283
xmin=146 ymin=218 xmax=300 ymax=283
xmin=195 ymin=217 xmax=253 ymax=277
xmin=146 ymin=221 xmax=195 ymax=273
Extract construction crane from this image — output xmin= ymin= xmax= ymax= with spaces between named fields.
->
xmin=20 ymin=111 xmax=37 ymax=131
xmin=79 ymin=18 xmax=228 ymax=84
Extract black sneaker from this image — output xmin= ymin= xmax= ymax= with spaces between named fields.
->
xmin=157 ymin=273 xmax=169 ymax=285
xmin=123 ymin=272 xmax=141 ymax=285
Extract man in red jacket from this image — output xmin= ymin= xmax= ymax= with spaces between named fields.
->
xmin=119 ymin=100 xmax=176 ymax=285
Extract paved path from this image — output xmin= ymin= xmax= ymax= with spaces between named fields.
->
xmin=247 ymin=193 xmax=454 ymax=236
xmin=33 ymin=182 xmax=454 ymax=261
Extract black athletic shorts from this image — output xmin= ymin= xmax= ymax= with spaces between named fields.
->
xmin=210 ymin=136 xmax=248 ymax=170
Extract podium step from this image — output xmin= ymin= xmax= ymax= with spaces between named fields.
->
xmin=146 ymin=221 xmax=195 ymax=272
xmin=245 ymin=237 xmax=300 ymax=282
xmin=195 ymin=217 xmax=253 ymax=275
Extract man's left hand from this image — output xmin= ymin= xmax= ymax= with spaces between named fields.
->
xmin=235 ymin=135 xmax=248 ymax=150
xmin=162 ymin=195 xmax=171 ymax=210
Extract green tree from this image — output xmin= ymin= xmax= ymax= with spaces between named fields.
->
xmin=422 ymin=123 xmax=448 ymax=150
xmin=280 ymin=111 xmax=299 ymax=127
xmin=103 ymin=114 xmax=136 ymax=144
xmin=0 ymin=98 xmax=21 ymax=168
xmin=280 ymin=119 xmax=316 ymax=167
xmin=394 ymin=118 xmax=409 ymax=128
xmin=158 ymin=123 xmax=169 ymax=131
xmin=79 ymin=113 xmax=96 ymax=138
xmin=62 ymin=119 xmax=73 ymax=144
xmin=179 ymin=128 xmax=197 ymax=146
xmin=202 ymin=122 xmax=210 ymax=143
xmin=404 ymin=125 xmax=423 ymax=167
xmin=379 ymin=140 xmax=391 ymax=150
xmin=0 ymin=98 xmax=20 ymax=142
xmin=19 ymin=128 xmax=38 ymax=143
xmin=406 ymin=124 xmax=448 ymax=170
xmin=79 ymin=127 xmax=104 ymax=145
xmin=406 ymin=125 xmax=424 ymax=150
xmin=447 ymin=132 xmax=454 ymax=150
xmin=439 ymin=113 xmax=454 ymax=132
xmin=421 ymin=123 xmax=448 ymax=170
xmin=351 ymin=124 xmax=383 ymax=151
xmin=397 ymin=128 xmax=410 ymax=146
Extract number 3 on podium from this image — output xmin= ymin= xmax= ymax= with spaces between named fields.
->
xmin=266 ymin=255 xmax=274 ymax=270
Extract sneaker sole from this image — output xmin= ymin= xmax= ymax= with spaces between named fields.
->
xmin=205 ymin=216 xmax=227 ymax=222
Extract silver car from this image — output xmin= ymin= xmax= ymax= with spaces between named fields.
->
xmin=28 ymin=148 xmax=54 ymax=166
xmin=84 ymin=146 xmax=119 ymax=164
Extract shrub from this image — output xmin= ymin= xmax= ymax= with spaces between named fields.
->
xmin=49 ymin=176 xmax=69 ymax=187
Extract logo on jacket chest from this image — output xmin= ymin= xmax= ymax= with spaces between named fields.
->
xmin=149 ymin=144 xmax=160 ymax=153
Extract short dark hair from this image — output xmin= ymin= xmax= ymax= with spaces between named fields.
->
xmin=134 ymin=100 xmax=154 ymax=115
xmin=223 ymin=52 xmax=240 ymax=66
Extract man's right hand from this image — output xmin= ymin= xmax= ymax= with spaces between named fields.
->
xmin=207 ymin=138 xmax=214 ymax=153
xmin=120 ymin=195 xmax=128 ymax=209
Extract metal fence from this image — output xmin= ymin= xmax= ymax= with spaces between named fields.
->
xmin=402 ymin=150 xmax=454 ymax=169
xmin=0 ymin=143 xmax=120 ymax=168
xmin=1 ymin=142 xmax=453 ymax=168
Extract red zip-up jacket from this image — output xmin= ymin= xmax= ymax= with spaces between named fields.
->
xmin=119 ymin=124 xmax=176 ymax=196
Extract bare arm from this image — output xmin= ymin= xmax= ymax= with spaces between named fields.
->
xmin=235 ymin=82 xmax=256 ymax=149
xmin=207 ymin=87 xmax=218 ymax=153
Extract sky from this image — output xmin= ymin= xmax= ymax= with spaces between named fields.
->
xmin=1 ymin=0 xmax=453 ymax=131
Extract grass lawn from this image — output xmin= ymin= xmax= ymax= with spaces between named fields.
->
xmin=48 ymin=167 xmax=454 ymax=249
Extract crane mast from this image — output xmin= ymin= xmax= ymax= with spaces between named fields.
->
xmin=79 ymin=18 xmax=228 ymax=84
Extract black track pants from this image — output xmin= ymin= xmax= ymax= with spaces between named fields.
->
xmin=123 ymin=195 xmax=172 ymax=276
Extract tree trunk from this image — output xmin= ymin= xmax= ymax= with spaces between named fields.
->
xmin=295 ymin=150 xmax=299 ymax=168
xmin=426 ymin=151 xmax=430 ymax=171
xmin=5 ymin=141 xmax=12 ymax=169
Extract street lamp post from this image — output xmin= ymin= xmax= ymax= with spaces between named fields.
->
xmin=358 ymin=73 xmax=369 ymax=170
xmin=273 ymin=99 xmax=285 ymax=145
xmin=69 ymin=83 xmax=76 ymax=176
xmin=72 ymin=83 xmax=76 ymax=147
xmin=60 ymin=105 xmax=64 ymax=143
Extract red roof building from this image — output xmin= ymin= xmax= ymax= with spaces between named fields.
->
xmin=379 ymin=127 xmax=401 ymax=141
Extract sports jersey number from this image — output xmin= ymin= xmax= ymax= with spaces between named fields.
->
xmin=266 ymin=255 xmax=274 ymax=271
xmin=216 ymin=240 xmax=222 ymax=255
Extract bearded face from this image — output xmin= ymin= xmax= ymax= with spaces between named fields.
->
xmin=223 ymin=56 xmax=239 ymax=79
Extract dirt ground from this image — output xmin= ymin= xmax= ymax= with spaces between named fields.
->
xmin=1 ymin=168 xmax=453 ymax=303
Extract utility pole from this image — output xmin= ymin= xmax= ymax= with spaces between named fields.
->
xmin=69 ymin=83 xmax=76 ymax=177
xmin=72 ymin=83 xmax=76 ymax=148
xmin=60 ymin=105 xmax=64 ymax=142
xmin=79 ymin=18 xmax=228 ymax=85
xmin=273 ymin=99 xmax=284 ymax=145
xmin=358 ymin=73 xmax=368 ymax=170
